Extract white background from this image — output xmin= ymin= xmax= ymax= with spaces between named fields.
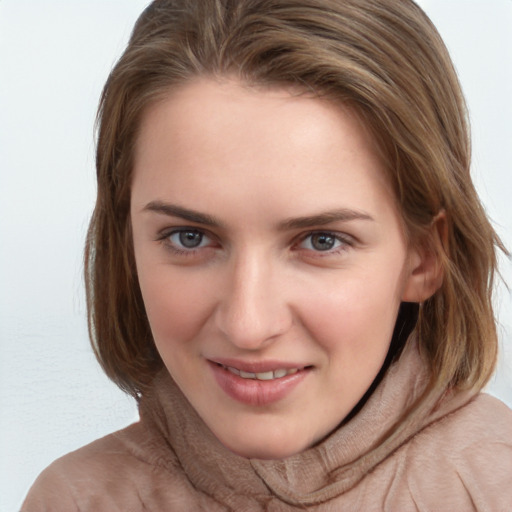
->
xmin=1 ymin=1 xmax=511 ymax=510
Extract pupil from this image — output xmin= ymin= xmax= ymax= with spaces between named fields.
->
xmin=312 ymin=233 xmax=335 ymax=251
xmin=179 ymin=231 xmax=202 ymax=248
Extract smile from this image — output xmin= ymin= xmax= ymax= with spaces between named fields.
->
xmin=219 ymin=364 xmax=300 ymax=381
xmin=209 ymin=360 xmax=311 ymax=406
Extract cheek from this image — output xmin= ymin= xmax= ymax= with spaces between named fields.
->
xmin=137 ymin=264 xmax=215 ymax=347
xmin=297 ymin=265 xmax=405 ymax=357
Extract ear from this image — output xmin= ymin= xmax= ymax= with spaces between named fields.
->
xmin=401 ymin=211 xmax=447 ymax=303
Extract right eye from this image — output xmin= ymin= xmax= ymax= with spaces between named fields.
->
xmin=162 ymin=228 xmax=215 ymax=255
xmin=170 ymin=229 xmax=209 ymax=249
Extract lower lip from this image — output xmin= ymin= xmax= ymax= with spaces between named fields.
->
xmin=209 ymin=362 xmax=310 ymax=406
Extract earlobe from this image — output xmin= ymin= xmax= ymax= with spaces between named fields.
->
xmin=401 ymin=211 xmax=447 ymax=303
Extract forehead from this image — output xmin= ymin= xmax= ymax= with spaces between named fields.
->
xmin=136 ymin=77 xmax=377 ymax=149
xmin=135 ymin=79 xmax=347 ymax=158
xmin=131 ymin=77 xmax=400 ymax=226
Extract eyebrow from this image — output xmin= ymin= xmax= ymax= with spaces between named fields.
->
xmin=277 ymin=209 xmax=374 ymax=230
xmin=143 ymin=200 xmax=374 ymax=230
xmin=143 ymin=201 xmax=225 ymax=228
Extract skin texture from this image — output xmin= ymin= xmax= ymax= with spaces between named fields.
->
xmin=130 ymin=78 xmax=436 ymax=459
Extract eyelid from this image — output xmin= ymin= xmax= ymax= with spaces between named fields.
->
xmin=157 ymin=225 xmax=212 ymax=239
xmin=155 ymin=226 xmax=355 ymax=256
xmin=294 ymin=230 xmax=355 ymax=253
xmin=157 ymin=226 xmax=218 ymax=254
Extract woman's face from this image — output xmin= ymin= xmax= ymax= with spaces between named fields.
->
xmin=130 ymin=78 xmax=422 ymax=459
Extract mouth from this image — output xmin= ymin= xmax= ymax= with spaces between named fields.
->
xmin=216 ymin=363 xmax=304 ymax=381
xmin=208 ymin=359 xmax=312 ymax=406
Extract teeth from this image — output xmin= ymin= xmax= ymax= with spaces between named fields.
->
xmin=255 ymin=371 xmax=274 ymax=381
xmin=223 ymin=365 xmax=301 ymax=381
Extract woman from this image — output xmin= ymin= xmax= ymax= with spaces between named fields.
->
xmin=23 ymin=0 xmax=512 ymax=510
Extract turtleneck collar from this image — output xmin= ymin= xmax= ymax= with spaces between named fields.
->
xmin=138 ymin=337 xmax=475 ymax=507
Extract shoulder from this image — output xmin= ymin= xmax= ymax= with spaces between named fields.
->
xmin=410 ymin=392 xmax=512 ymax=464
xmin=402 ymin=393 xmax=512 ymax=510
xmin=413 ymin=392 xmax=512 ymax=449
xmin=21 ymin=424 xmax=149 ymax=511
xmin=21 ymin=422 xmax=205 ymax=512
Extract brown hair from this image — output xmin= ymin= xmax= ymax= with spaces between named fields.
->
xmin=86 ymin=0 xmax=505 ymax=399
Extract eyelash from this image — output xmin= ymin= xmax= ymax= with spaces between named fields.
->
xmin=156 ymin=228 xmax=354 ymax=257
xmin=295 ymin=231 xmax=354 ymax=255
xmin=157 ymin=228 xmax=216 ymax=257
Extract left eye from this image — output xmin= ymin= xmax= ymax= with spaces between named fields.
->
xmin=299 ymin=232 xmax=345 ymax=252
xmin=168 ymin=229 xmax=211 ymax=250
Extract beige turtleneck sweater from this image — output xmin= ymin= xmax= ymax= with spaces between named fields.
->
xmin=22 ymin=340 xmax=512 ymax=511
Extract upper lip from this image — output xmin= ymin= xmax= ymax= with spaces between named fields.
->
xmin=208 ymin=358 xmax=310 ymax=373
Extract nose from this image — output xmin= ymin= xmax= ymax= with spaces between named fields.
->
xmin=214 ymin=250 xmax=292 ymax=350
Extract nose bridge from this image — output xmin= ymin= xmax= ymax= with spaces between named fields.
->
xmin=215 ymin=246 xmax=290 ymax=349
